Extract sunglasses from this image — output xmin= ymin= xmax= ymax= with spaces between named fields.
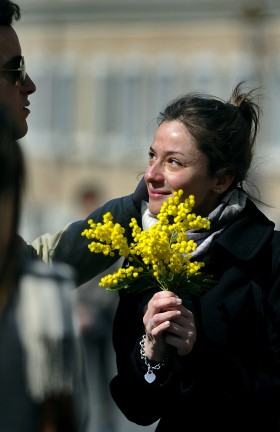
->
xmin=0 ymin=55 xmax=26 ymax=85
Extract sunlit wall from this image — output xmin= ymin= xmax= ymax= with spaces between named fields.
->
xmin=16 ymin=0 xmax=280 ymax=240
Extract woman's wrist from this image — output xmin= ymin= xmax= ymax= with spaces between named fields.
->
xmin=144 ymin=331 xmax=169 ymax=362
xmin=139 ymin=334 xmax=169 ymax=384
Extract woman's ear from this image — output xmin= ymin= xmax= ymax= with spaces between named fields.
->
xmin=214 ymin=175 xmax=234 ymax=194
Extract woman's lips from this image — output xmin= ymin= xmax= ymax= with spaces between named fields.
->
xmin=148 ymin=189 xmax=169 ymax=200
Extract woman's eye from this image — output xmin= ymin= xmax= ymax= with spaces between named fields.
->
xmin=169 ymin=158 xmax=182 ymax=166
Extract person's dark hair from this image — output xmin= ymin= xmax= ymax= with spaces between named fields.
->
xmin=0 ymin=0 xmax=20 ymax=26
xmin=0 ymin=105 xmax=25 ymax=281
xmin=157 ymin=81 xmax=262 ymax=203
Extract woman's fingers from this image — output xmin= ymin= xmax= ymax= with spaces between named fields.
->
xmin=143 ymin=291 xmax=182 ymax=326
xmin=165 ymin=320 xmax=196 ymax=355
xmin=143 ymin=291 xmax=196 ymax=357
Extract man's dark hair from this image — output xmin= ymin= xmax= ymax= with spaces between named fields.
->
xmin=0 ymin=0 xmax=20 ymax=26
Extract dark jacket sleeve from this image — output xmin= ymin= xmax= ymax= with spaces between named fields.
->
xmin=31 ymin=194 xmax=142 ymax=287
xmin=265 ymin=230 xmax=280 ymax=373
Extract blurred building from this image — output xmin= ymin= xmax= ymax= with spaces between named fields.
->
xmin=18 ymin=0 xmax=280 ymax=236
xmin=18 ymin=0 xmax=280 ymax=234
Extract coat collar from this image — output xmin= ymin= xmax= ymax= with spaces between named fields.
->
xmin=212 ymin=199 xmax=275 ymax=262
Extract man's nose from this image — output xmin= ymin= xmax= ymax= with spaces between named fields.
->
xmin=23 ymin=74 xmax=36 ymax=94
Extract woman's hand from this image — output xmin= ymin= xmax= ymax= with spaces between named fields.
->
xmin=143 ymin=290 xmax=196 ymax=360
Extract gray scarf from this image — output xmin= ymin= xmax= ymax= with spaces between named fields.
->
xmin=141 ymin=188 xmax=247 ymax=259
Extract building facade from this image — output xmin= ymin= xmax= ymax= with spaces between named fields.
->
xmin=17 ymin=0 xmax=280 ymax=238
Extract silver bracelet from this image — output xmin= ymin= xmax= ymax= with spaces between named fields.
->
xmin=139 ymin=334 xmax=168 ymax=384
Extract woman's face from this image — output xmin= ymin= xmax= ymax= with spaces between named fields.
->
xmin=145 ymin=120 xmax=220 ymax=216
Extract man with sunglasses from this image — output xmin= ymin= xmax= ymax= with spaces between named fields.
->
xmin=0 ymin=3 xmax=36 ymax=139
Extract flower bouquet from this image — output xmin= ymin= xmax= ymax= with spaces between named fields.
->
xmin=81 ymin=190 xmax=215 ymax=302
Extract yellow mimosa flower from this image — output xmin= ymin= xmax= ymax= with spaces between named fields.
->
xmin=81 ymin=190 xmax=214 ymax=302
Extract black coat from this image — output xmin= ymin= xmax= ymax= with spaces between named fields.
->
xmin=110 ymin=199 xmax=280 ymax=432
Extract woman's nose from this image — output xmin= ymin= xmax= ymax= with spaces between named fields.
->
xmin=145 ymin=162 xmax=163 ymax=182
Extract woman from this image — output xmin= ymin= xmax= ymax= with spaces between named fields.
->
xmin=106 ymin=82 xmax=280 ymax=431
xmin=0 ymin=107 xmax=88 ymax=432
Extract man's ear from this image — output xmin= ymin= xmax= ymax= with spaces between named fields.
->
xmin=213 ymin=174 xmax=234 ymax=194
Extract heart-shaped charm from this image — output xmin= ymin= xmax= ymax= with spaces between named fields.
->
xmin=144 ymin=371 xmax=156 ymax=383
